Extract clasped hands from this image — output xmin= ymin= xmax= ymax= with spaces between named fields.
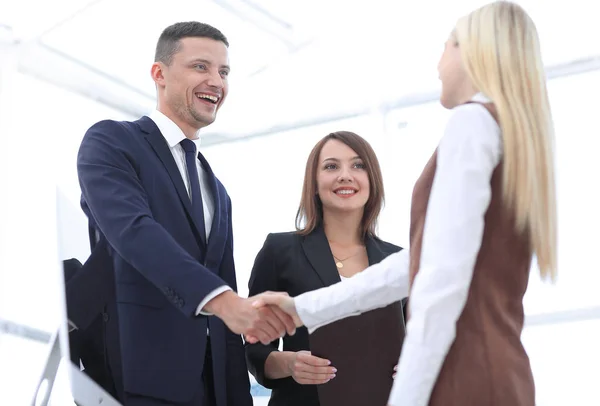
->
xmin=246 ymin=291 xmax=300 ymax=344
xmin=206 ymin=290 xmax=300 ymax=344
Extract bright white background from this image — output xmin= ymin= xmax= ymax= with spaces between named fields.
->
xmin=1 ymin=1 xmax=599 ymax=405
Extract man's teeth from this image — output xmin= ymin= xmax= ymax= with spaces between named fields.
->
xmin=336 ymin=190 xmax=356 ymax=195
xmin=196 ymin=93 xmax=218 ymax=103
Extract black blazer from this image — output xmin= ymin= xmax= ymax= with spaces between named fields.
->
xmin=245 ymin=227 xmax=405 ymax=406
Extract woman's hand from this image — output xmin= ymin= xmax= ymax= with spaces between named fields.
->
xmin=252 ymin=292 xmax=303 ymax=327
xmin=287 ymin=350 xmax=336 ymax=385
xmin=246 ymin=292 xmax=303 ymax=343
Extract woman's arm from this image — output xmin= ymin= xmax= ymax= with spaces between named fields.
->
xmin=294 ymin=247 xmax=411 ymax=333
xmin=388 ymin=104 xmax=502 ymax=406
xmin=245 ymin=234 xmax=336 ymax=387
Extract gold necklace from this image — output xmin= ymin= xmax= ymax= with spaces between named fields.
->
xmin=332 ymin=253 xmax=358 ymax=269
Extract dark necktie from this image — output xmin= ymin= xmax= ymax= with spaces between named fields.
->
xmin=179 ymin=139 xmax=206 ymax=242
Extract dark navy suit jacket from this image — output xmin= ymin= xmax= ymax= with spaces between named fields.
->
xmin=77 ymin=116 xmax=252 ymax=405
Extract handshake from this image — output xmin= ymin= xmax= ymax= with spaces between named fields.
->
xmin=204 ymin=290 xmax=303 ymax=344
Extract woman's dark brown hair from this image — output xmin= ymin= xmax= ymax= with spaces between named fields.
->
xmin=295 ymin=131 xmax=385 ymax=240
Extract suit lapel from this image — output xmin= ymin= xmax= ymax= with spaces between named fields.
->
xmin=197 ymin=152 xmax=228 ymax=268
xmin=365 ymin=235 xmax=387 ymax=266
xmin=301 ymin=227 xmax=341 ymax=287
xmin=137 ymin=116 xmax=206 ymax=246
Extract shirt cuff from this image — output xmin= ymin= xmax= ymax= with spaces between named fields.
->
xmin=195 ymin=286 xmax=232 ymax=316
xmin=387 ymin=335 xmax=447 ymax=406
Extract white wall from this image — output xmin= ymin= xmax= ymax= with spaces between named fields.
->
xmin=0 ymin=70 xmax=132 ymax=405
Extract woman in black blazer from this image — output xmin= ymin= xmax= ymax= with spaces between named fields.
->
xmin=245 ymin=131 xmax=407 ymax=406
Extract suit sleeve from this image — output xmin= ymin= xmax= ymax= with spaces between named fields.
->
xmin=220 ymin=198 xmax=252 ymax=406
xmin=244 ymin=234 xmax=286 ymax=389
xmin=77 ymin=120 xmax=227 ymax=317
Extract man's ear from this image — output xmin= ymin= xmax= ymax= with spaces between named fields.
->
xmin=151 ymin=62 xmax=166 ymax=86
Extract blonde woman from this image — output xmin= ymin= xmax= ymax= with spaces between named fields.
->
xmin=254 ymin=2 xmax=557 ymax=405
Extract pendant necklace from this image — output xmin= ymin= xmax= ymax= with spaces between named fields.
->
xmin=332 ymin=253 xmax=356 ymax=269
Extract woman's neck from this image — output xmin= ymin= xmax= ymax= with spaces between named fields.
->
xmin=322 ymin=210 xmax=363 ymax=247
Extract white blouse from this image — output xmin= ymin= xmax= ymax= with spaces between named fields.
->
xmin=294 ymin=94 xmax=502 ymax=406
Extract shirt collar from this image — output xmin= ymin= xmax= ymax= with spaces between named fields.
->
xmin=471 ymin=92 xmax=492 ymax=103
xmin=148 ymin=110 xmax=202 ymax=150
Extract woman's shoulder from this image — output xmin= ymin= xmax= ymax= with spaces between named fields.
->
xmin=446 ymin=102 xmax=500 ymax=135
xmin=263 ymin=231 xmax=303 ymax=248
xmin=371 ymin=236 xmax=403 ymax=254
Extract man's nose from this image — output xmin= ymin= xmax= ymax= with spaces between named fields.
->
xmin=207 ymin=69 xmax=224 ymax=88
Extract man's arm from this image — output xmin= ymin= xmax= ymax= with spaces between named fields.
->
xmin=78 ymin=120 xmax=226 ymax=317
xmin=77 ymin=121 xmax=295 ymax=344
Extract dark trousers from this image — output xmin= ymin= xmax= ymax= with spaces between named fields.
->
xmin=123 ymin=338 xmax=216 ymax=406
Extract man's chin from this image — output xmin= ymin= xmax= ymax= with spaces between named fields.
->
xmin=193 ymin=114 xmax=217 ymax=129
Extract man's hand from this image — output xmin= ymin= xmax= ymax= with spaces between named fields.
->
xmin=204 ymin=291 xmax=296 ymax=344
xmin=245 ymin=292 xmax=303 ymax=343
xmin=251 ymin=291 xmax=302 ymax=326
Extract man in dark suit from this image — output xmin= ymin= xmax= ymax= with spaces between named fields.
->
xmin=77 ymin=22 xmax=295 ymax=406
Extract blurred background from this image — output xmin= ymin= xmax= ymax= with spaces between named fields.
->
xmin=0 ymin=0 xmax=599 ymax=404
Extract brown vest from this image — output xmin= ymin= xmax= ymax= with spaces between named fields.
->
xmin=408 ymin=103 xmax=535 ymax=405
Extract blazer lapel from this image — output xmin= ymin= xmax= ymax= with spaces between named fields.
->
xmin=138 ymin=116 xmax=206 ymax=246
xmin=301 ymin=227 xmax=341 ymax=287
xmin=197 ymin=152 xmax=228 ymax=268
xmin=365 ymin=235 xmax=387 ymax=266
xmin=197 ymin=152 xmax=222 ymax=243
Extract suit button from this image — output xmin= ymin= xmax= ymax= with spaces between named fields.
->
xmin=102 ymin=312 xmax=110 ymax=322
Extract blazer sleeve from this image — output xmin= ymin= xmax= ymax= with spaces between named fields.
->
xmin=245 ymin=234 xmax=285 ymax=389
xmin=77 ymin=120 xmax=227 ymax=317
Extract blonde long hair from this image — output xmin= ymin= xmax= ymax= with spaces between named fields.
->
xmin=455 ymin=1 xmax=557 ymax=281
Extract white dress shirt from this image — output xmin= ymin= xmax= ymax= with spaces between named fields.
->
xmin=294 ymin=94 xmax=502 ymax=406
xmin=148 ymin=110 xmax=231 ymax=317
